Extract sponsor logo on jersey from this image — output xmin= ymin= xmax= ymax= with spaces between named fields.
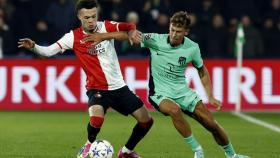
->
xmin=87 ymin=45 xmax=96 ymax=55
xmin=87 ymin=43 xmax=105 ymax=55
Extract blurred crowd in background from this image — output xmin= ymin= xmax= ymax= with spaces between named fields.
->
xmin=0 ymin=0 xmax=279 ymax=59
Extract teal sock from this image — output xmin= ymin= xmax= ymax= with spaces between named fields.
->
xmin=184 ymin=135 xmax=201 ymax=152
xmin=222 ymin=142 xmax=236 ymax=157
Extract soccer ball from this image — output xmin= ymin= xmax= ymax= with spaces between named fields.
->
xmin=88 ymin=140 xmax=114 ymax=158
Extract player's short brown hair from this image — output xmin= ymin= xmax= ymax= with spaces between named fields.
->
xmin=76 ymin=0 xmax=99 ymax=13
xmin=170 ymin=11 xmax=191 ymax=29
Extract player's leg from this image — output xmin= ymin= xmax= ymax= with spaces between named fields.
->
xmin=77 ymin=89 xmax=109 ymax=158
xmin=117 ymin=106 xmax=153 ymax=158
xmin=111 ymin=86 xmax=153 ymax=158
xmin=87 ymin=105 xmax=105 ymax=143
xmin=191 ymin=101 xmax=229 ymax=145
xmin=190 ymin=101 xmax=249 ymax=158
xmin=124 ymin=106 xmax=153 ymax=151
xmin=157 ymin=98 xmax=204 ymax=158
xmin=86 ymin=90 xmax=109 ymax=143
xmin=149 ymin=94 xmax=204 ymax=157
xmin=159 ymin=99 xmax=192 ymax=136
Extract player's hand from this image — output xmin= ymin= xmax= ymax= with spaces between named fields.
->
xmin=128 ymin=30 xmax=142 ymax=45
xmin=82 ymin=33 xmax=103 ymax=45
xmin=18 ymin=38 xmax=35 ymax=49
xmin=209 ymin=97 xmax=222 ymax=111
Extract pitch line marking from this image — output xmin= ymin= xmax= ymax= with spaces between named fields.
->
xmin=231 ymin=112 xmax=280 ymax=134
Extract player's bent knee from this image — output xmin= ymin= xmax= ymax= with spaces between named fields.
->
xmin=139 ymin=118 xmax=154 ymax=129
xmin=169 ymin=106 xmax=181 ymax=116
xmin=90 ymin=116 xmax=104 ymax=128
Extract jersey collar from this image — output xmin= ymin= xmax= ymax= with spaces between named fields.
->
xmin=167 ymin=36 xmax=185 ymax=48
xmin=82 ymin=25 xmax=99 ymax=34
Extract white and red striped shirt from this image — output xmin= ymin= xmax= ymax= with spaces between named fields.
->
xmin=34 ymin=20 xmax=135 ymax=90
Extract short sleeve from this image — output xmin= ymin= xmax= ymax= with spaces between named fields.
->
xmin=192 ymin=44 xmax=203 ymax=68
xmin=140 ymin=33 xmax=159 ymax=49
xmin=104 ymin=20 xmax=119 ymax=32
xmin=104 ymin=20 xmax=135 ymax=32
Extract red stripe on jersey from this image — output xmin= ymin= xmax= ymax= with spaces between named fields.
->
xmin=56 ymin=42 xmax=62 ymax=49
xmin=73 ymin=27 xmax=108 ymax=90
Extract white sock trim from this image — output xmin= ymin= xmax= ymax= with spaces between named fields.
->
xmin=122 ymin=146 xmax=132 ymax=153
xmin=195 ymin=145 xmax=203 ymax=151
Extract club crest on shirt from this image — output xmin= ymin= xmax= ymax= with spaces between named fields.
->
xmin=94 ymin=92 xmax=102 ymax=98
xmin=178 ymin=57 xmax=186 ymax=67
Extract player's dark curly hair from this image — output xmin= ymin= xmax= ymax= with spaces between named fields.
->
xmin=76 ymin=0 xmax=99 ymax=13
xmin=170 ymin=11 xmax=191 ymax=30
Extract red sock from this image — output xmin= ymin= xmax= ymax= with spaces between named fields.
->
xmin=90 ymin=116 xmax=104 ymax=128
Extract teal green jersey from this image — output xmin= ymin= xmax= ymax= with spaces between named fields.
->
xmin=141 ymin=33 xmax=203 ymax=98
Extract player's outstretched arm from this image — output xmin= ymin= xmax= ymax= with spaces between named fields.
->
xmin=82 ymin=31 xmax=129 ymax=45
xmin=82 ymin=30 xmax=142 ymax=45
xmin=18 ymin=38 xmax=62 ymax=57
xmin=197 ymin=66 xmax=222 ymax=110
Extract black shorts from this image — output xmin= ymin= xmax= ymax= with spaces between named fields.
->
xmin=86 ymin=86 xmax=143 ymax=116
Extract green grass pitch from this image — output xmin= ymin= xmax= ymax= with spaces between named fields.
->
xmin=0 ymin=111 xmax=279 ymax=158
